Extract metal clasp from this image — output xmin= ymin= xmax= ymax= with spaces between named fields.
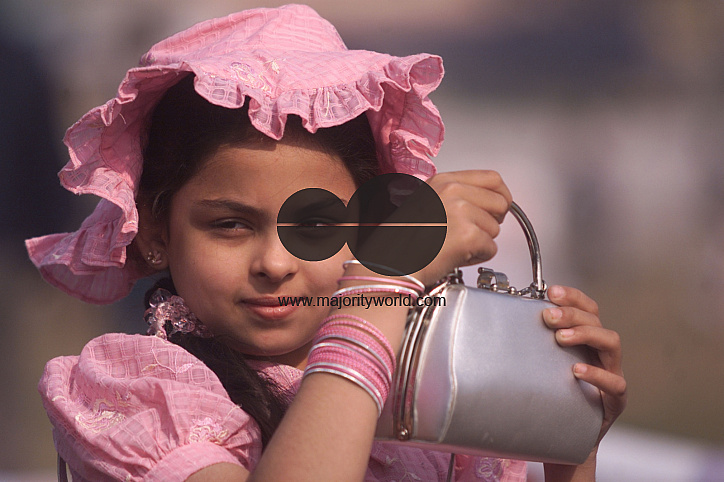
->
xmin=476 ymin=266 xmax=547 ymax=298
xmin=477 ymin=267 xmax=512 ymax=293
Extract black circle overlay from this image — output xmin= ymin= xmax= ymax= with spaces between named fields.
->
xmin=277 ymin=173 xmax=446 ymax=275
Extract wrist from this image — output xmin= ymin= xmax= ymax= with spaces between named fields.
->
xmin=340 ymin=260 xmax=425 ymax=292
xmin=332 ymin=262 xmax=412 ymax=354
xmin=543 ymin=449 xmax=597 ymax=482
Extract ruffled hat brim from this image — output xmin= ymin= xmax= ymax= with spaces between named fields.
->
xmin=25 ymin=4 xmax=444 ymax=304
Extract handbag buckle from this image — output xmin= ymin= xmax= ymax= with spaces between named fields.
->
xmin=476 ymin=267 xmax=511 ymax=292
xmin=477 ymin=267 xmax=547 ymax=298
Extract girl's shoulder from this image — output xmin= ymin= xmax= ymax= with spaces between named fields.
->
xmin=65 ymin=332 xmax=223 ymax=383
xmin=39 ymin=333 xmax=262 ymax=481
xmin=41 ymin=333 xmax=231 ymax=397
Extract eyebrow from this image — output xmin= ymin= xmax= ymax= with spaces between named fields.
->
xmin=194 ymin=199 xmax=266 ymax=219
xmin=296 ymin=197 xmax=347 ymax=212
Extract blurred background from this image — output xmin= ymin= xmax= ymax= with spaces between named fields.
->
xmin=1 ymin=1 xmax=722 ymax=480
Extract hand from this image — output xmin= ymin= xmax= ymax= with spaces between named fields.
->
xmin=543 ymin=285 xmax=627 ymax=443
xmin=541 ymin=285 xmax=627 ymax=480
xmin=413 ymin=170 xmax=513 ymax=286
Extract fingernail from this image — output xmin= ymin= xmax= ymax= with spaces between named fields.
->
xmin=573 ymin=364 xmax=587 ymax=376
xmin=546 ymin=308 xmax=562 ymax=322
xmin=549 ymin=285 xmax=564 ymax=299
xmin=558 ymin=328 xmax=574 ymax=338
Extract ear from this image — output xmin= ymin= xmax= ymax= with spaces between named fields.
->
xmin=132 ymin=202 xmax=170 ymax=272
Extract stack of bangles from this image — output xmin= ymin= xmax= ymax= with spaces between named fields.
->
xmin=303 ymin=261 xmax=426 ymax=416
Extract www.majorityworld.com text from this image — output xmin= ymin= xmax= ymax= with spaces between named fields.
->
xmin=278 ymin=294 xmax=447 ymax=310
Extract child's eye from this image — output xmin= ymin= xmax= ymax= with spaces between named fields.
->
xmin=293 ymin=218 xmax=342 ymax=238
xmin=297 ymin=218 xmax=337 ymax=228
xmin=297 ymin=217 xmax=345 ymax=230
xmin=211 ymin=219 xmax=251 ymax=231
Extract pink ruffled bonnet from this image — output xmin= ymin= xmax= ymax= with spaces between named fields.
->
xmin=25 ymin=4 xmax=445 ymax=304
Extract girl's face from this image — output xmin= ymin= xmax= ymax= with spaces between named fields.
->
xmin=162 ymin=140 xmax=357 ymax=369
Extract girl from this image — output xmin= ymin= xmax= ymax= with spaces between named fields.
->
xmin=27 ymin=5 xmax=626 ymax=481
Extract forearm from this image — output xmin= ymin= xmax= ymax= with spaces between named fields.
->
xmin=188 ymin=298 xmax=408 ymax=481
xmin=250 ymin=371 xmax=379 ymax=480
xmin=252 ymin=268 xmax=410 ymax=480
xmin=544 ymin=449 xmax=597 ymax=482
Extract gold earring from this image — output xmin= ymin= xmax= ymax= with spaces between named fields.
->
xmin=146 ymin=251 xmax=163 ymax=265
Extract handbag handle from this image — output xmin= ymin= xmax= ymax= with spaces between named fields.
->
xmin=468 ymin=201 xmax=547 ymax=299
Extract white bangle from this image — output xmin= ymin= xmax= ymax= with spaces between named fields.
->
xmin=332 ymin=284 xmax=420 ymax=299
xmin=342 ymin=259 xmax=426 ymax=292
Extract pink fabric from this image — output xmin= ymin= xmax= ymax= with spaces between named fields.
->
xmin=25 ymin=4 xmax=444 ymax=304
xmin=39 ymin=334 xmax=260 ymax=481
xmin=40 ymin=333 xmax=527 ymax=481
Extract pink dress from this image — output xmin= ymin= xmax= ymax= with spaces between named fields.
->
xmin=39 ymin=333 xmax=527 ymax=481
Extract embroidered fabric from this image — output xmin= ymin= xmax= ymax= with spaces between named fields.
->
xmin=24 ymin=4 xmax=445 ymax=305
xmin=38 ymin=334 xmax=260 ymax=481
xmin=39 ymin=333 xmax=527 ymax=481
xmin=144 ymin=288 xmax=213 ymax=339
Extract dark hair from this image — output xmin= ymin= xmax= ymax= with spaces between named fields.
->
xmin=137 ymin=75 xmax=379 ymax=448
xmin=138 ymin=74 xmax=378 ymax=220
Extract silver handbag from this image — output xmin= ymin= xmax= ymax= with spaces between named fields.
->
xmin=375 ymin=202 xmax=603 ymax=465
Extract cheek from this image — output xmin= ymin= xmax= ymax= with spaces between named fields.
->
xmin=167 ymin=233 xmax=243 ymax=300
xmin=169 ymin=252 xmax=242 ymax=332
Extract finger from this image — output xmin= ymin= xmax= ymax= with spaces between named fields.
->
xmin=547 ymin=285 xmax=599 ymax=316
xmin=445 ymin=207 xmax=500 ymax=265
xmin=572 ymin=364 xmax=627 ymax=403
xmin=574 ymin=363 xmax=628 ymax=443
xmin=415 ymin=219 xmax=498 ymax=284
xmin=555 ymin=325 xmax=622 ymax=372
xmin=543 ymin=305 xmax=601 ymax=329
xmin=431 ymin=170 xmax=513 ymax=206
xmin=436 ymin=182 xmax=511 ymax=224
xmin=458 ymin=200 xmax=505 ymax=242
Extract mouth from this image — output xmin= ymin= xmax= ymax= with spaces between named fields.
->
xmin=240 ymin=296 xmax=300 ymax=320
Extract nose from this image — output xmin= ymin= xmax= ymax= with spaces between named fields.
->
xmin=250 ymin=229 xmax=300 ymax=284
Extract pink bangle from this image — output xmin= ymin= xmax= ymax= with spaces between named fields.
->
xmin=308 ymin=345 xmax=390 ymax=393
xmin=322 ymin=314 xmax=396 ymax=364
xmin=313 ymin=336 xmax=393 ymax=381
xmin=303 ymin=362 xmax=385 ymax=415
xmin=337 ymin=276 xmax=423 ymax=294
xmin=314 ymin=325 xmax=394 ymax=376
xmin=304 ymin=314 xmax=399 ymax=416
xmin=316 ymin=322 xmax=395 ymax=370
xmin=311 ymin=341 xmax=392 ymax=382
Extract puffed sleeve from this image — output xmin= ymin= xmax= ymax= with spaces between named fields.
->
xmin=38 ymin=333 xmax=262 ymax=481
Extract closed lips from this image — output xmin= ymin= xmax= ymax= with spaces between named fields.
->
xmin=243 ymin=297 xmax=284 ymax=306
